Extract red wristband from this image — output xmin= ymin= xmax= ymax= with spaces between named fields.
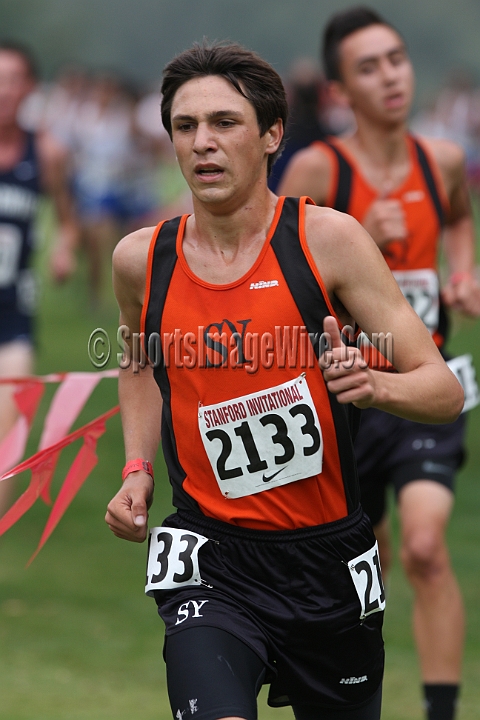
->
xmin=449 ymin=271 xmax=473 ymax=286
xmin=122 ymin=459 xmax=154 ymax=482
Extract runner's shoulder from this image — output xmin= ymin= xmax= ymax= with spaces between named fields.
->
xmin=288 ymin=142 xmax=332 ymax=174
xmin=419 ymin=135 xmax=466 ymax=182
xmin=113 ymin=226 xmax=156 ymax=287
xmin=279 ymin=142 xmax=333 ymax=201
xmin=305 ymin=204 xmax=370 ymax=257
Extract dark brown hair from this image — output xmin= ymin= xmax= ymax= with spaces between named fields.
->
xmin=161 ymin=41 xmax=288 ymax=175
xmin=323 ymin=7 xmax=398 ymax=81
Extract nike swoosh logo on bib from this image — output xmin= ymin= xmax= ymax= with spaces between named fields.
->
xmin=262 ymin=468 xmax=285 ymax=483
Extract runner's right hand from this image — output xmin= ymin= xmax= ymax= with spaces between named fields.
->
xmin=105 ymin=471 xmax=154 ymax=542
xmin=362 ymin=195 xmax=407 ymax=248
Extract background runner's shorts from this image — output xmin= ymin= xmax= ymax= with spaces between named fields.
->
xmin=355 ymin=407 xmax=466 ymax=526
xmin=0 ymin=306 xmax=33 ymax=346
xmin=152 ymin=507 xmax=384 ymax=711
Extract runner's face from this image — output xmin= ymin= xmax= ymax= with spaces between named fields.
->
xmin=337 ymin=25 xmax=414 ymax=125
xmin=0 ymin=52 xmax=34 ymax=128
xmin=170 ymin=75 xmax=281 ymax=208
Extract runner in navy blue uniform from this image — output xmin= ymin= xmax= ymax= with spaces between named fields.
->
xmin=0 ymin=42 xmax=78 ymax=514
xmin=105 ymin=42 xmax=463 ymax=720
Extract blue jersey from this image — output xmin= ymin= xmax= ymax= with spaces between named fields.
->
xmin=0 ymin=132 xmax=41 ymax=344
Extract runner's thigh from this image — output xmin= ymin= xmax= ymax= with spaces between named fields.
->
xmin=165 ymin=626 xmax=266 ymax=720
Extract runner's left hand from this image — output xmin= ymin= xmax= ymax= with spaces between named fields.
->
xmin=442 ymin=273 xmax=480 ymax=317
xmin=321 ymin=316 xmax=376 ymax=409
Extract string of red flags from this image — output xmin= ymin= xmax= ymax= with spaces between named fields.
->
xmin=0 ymin=370 xmax=119 ymax=562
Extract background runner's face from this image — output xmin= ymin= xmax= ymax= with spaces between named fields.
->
xmin=336 ymin=24 xmax=414 ymax=126
xmin=170 ymin=74 xmax=279 ymax=208
xmin=0 ymin=51 xmax=34 ymax=129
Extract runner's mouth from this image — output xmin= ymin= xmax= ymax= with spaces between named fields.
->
xmin=195 ymin=165 xmax=224 ymax=179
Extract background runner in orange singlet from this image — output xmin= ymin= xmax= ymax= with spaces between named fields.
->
xmin=279 ymin=8 xmax=480 ymax=720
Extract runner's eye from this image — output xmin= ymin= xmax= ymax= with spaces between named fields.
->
xmin=358 ymin=62 xmax=376 ymax=75
xmin=390 ymin=51 xmax=406 ymax=66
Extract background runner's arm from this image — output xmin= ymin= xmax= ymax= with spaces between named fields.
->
xmin=38 ymin=131 xmax=80 ymax=282
xmin=438 ymin=143 xmax=480 ymax=317
xmin=105 ymin=229 xmax=161 ymax=543
xmin=307 ymin=207 xmax=464 ymax=423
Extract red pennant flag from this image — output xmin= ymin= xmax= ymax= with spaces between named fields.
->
xmin=0 ymin=451 xmax=59 ymax=537
xmin=0 ymin=405 xmax=119 ymax=540
xmin=38 ymin=372 xmax=103 ymax=504
xmin=0 ymin=381 xmax=45 ymax=476
xmin=28 ymin=414 xmax=109 ymax=564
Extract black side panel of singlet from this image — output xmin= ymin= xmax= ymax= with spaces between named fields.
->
xmin=412 ymin=138 xmax=449 ymax=347
xmin=145 ymin=218 xmax=200 ymax=513
xmin=271 ymin=197 xmax=360 ymax=514
xmin=413 ymin=139 xmax=446 ymax=228
xmin=323 ymin=141 xmax=353 ymax=214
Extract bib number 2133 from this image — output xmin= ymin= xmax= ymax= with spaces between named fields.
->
xmin=198 ymin=375 xmax=323 ymax=499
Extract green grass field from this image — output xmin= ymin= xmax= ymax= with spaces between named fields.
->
xmin=1 ymin=202 xmax=480 ymax=719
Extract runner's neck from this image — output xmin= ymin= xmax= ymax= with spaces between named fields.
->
xmin=341 ymin=123 xmax=411 ymax=192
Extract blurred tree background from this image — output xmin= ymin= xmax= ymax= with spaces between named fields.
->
xmin=2 ymin=0 xmax=480 ymax=97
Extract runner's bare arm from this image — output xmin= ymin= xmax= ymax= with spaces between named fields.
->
xmin=105 ymin=228 xmax=162 ymax=543
xmin=277 ymin=145 xmax=332 ymax=204
xmin=306 ymin=206 xmax=464 ymax=423
xmin=427 ymin=138 xmax=480 ymax=317
xmin=38 ymin=131 xmax=80 ymax=282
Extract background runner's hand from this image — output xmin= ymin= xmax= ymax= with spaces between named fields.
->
xmin=321 ymin=316 xmax=376 ymax=409
xmin=362 ymin=188 xmax=408 ymax=248
xmin=50 ymin=242 xmax=77 ymax=282
xmin=105 ymin=471 xmax=154 ymax=542
xmin=441 ymin=273 xmax=480 ymax=317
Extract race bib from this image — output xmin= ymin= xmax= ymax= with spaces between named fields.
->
xmin=447 ymin=354 xmax=480 ymax=413
xmin=0 ymin=224 xmax=22 ymax=287
xmin=145 ymin=527 xmax=209 ymax=596
xmin=198 ymin=375 xmax=323 ymax=499
xmin=393 ymin=269 xmax=439 ymax=334
xmin=348 ymin=542 xmax=386 ymax=620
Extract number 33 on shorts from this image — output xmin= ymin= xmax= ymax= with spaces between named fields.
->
xmin=348 ymin=542 xmax=386 ymax=619
xmin=145 ymin=528 xmax=210 ymax=595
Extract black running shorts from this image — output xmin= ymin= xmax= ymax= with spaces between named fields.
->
xmin=355 ymin=407 xmax=466 ymax=526
xmin=151 ymin=506 xmax=384 ymax=712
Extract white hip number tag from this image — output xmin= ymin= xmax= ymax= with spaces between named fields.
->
xmin=145 ymin=527 xmax=209 ymax=596
xmin=348 ymin=542 xmax=386 ymax=620
xmin=393 ymin=269 xmax=439 ymax=334
xmin=447 ymin=354 xmax=480 ymax=413
xmin=198 ymin=375 xmax=323 ymax=499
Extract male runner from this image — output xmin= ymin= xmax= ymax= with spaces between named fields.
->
xmin=0 ymin=41 xmax=78 ymax=513
xmin=279 ymin=8 xmax=480 ymax=720
xmin=105 ymin=41 xmax=463 ymax=720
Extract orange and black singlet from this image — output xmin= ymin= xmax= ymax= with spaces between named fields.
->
xmin=318 ymin=135 xmax=450 ymax=349
xmin=141 ymin=196 xmax=360 ymax=530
